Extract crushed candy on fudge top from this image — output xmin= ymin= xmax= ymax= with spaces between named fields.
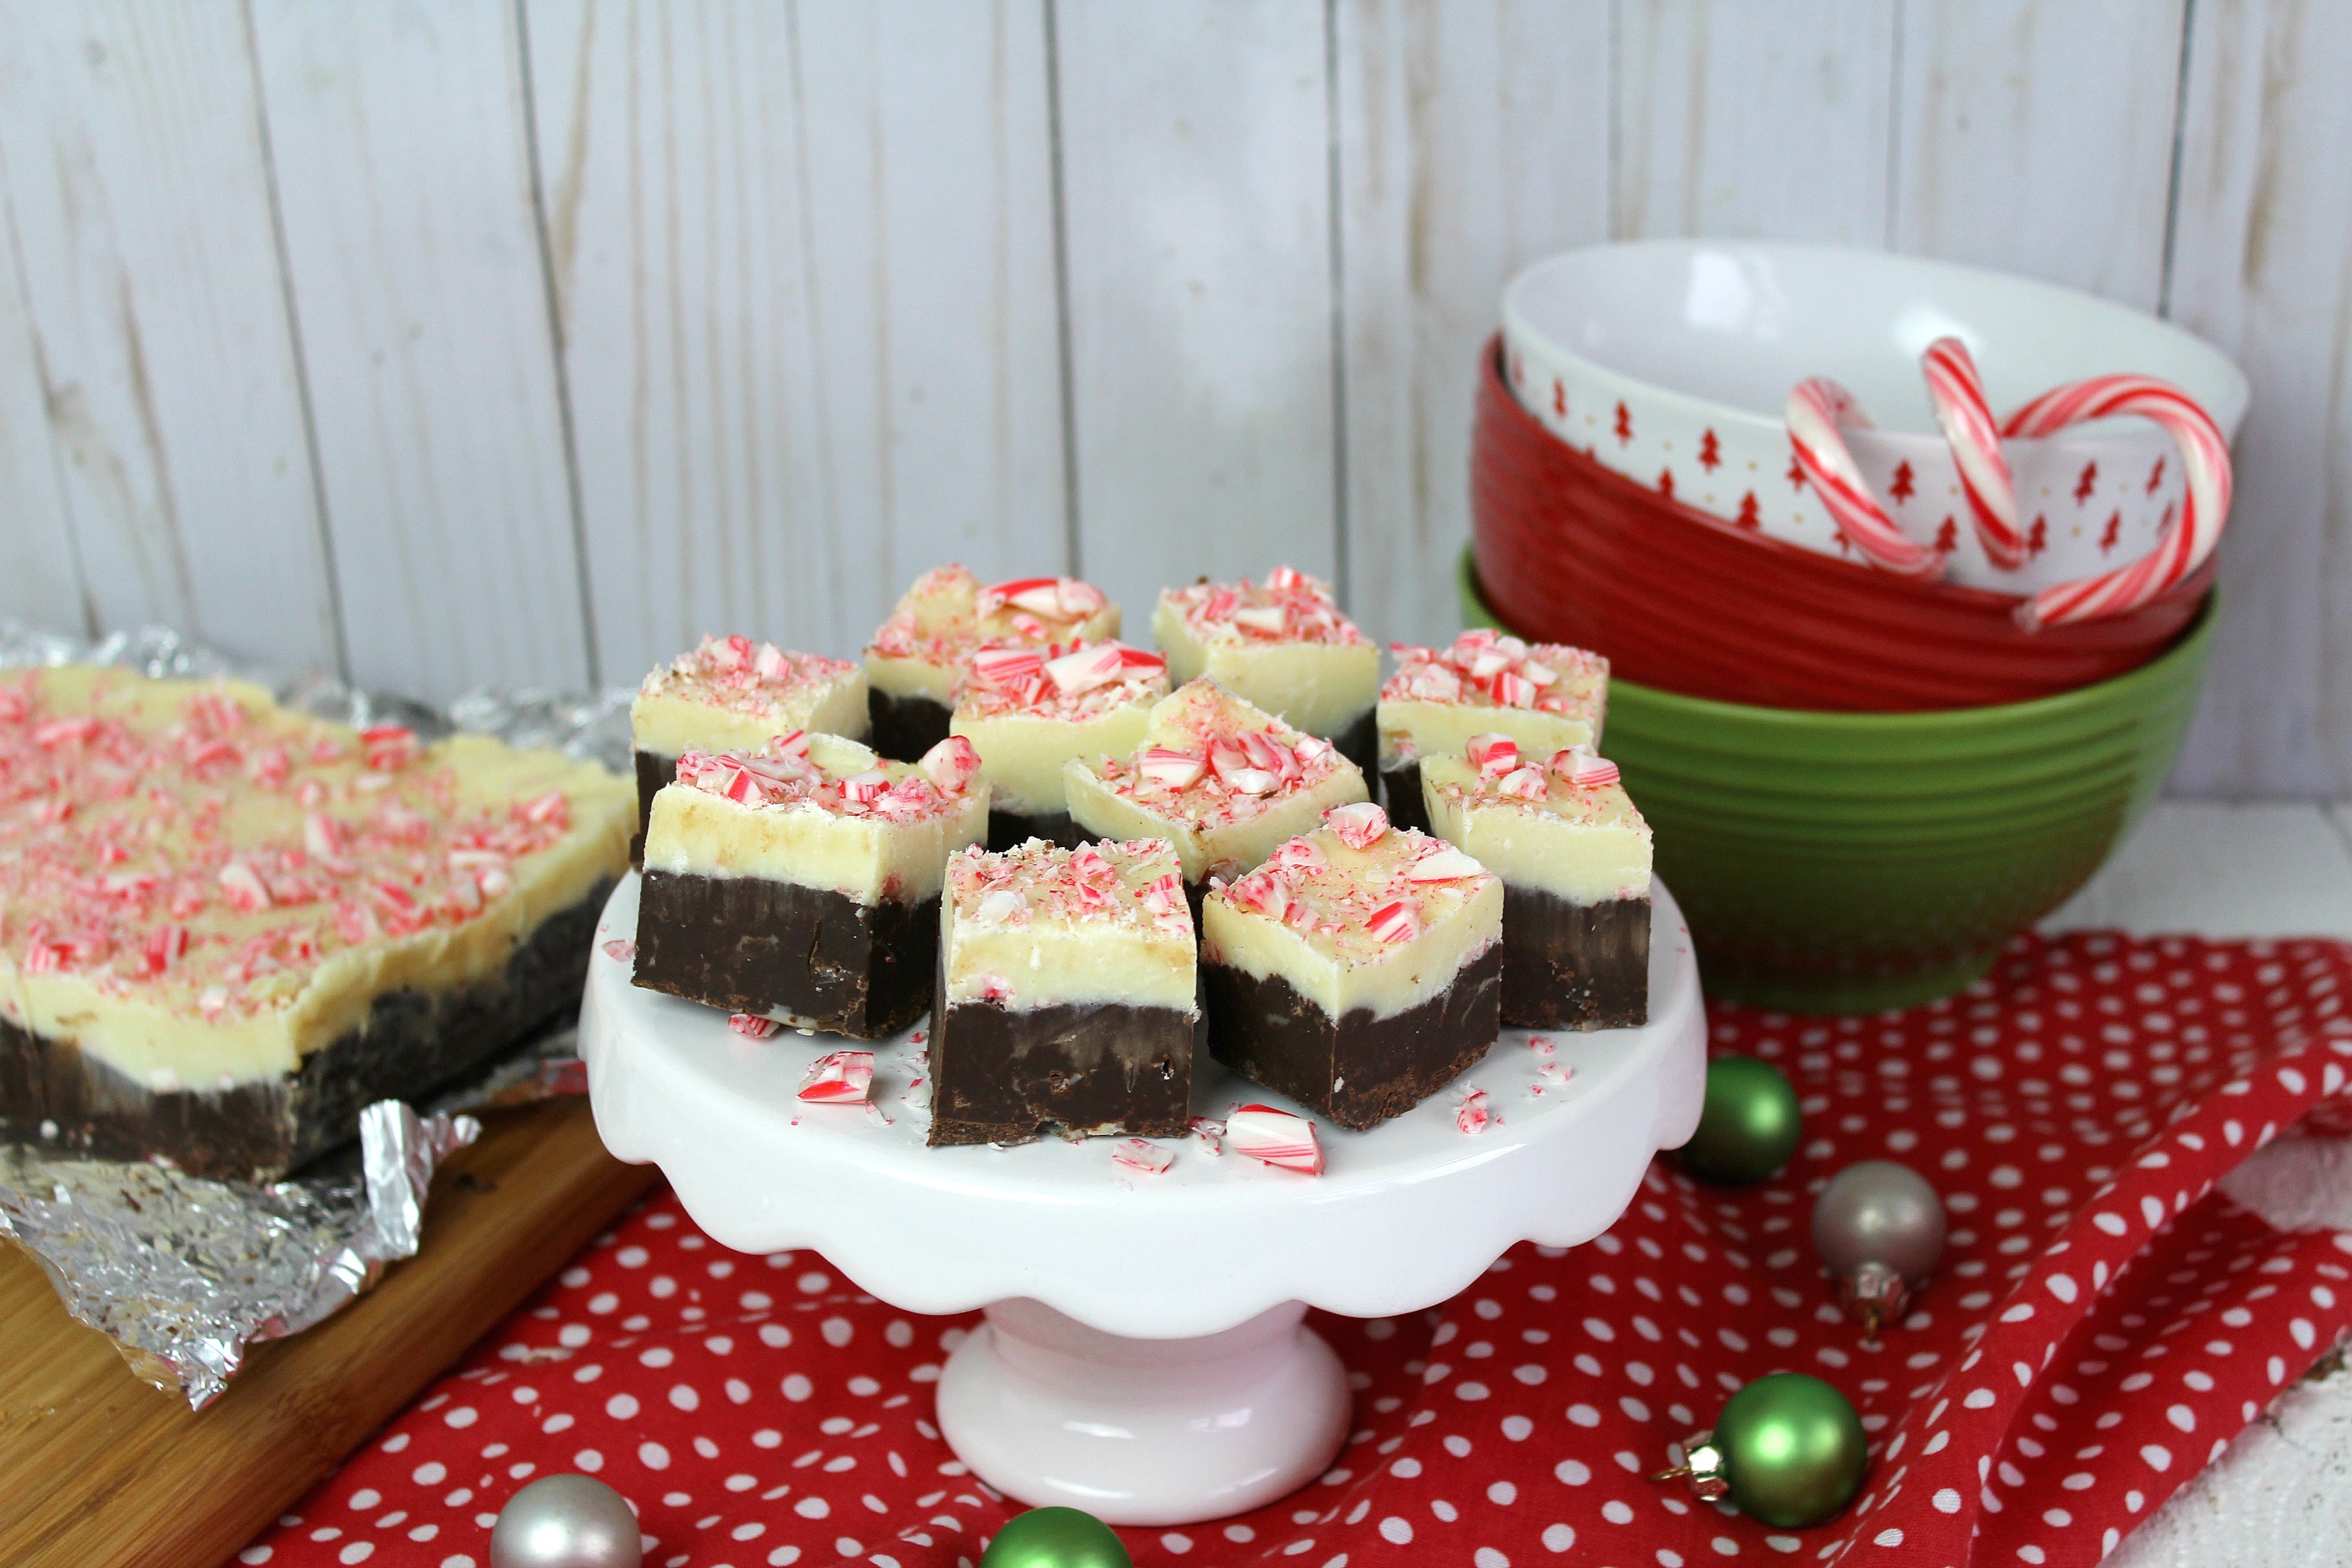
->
xmin=1087 ymin=678 xmax=1354 ymax=833
xmin=948 ymin=836 xmax=1192 ymax=939
xmin=673 ymin=733 xmax=981 ymax=824
xmin=866 ymin=564 xmax=1116 ymax=669
xmin=1428 ymin=736 xmax=1652 ymax=837
xmin=1214 ymin=802 xmax=1495 ymax=961
xmin=0 ymin=668 xmax=615 ymax=1021
xmin=1382 ymin=629 xmax=1607 ymax=720
xmin=638 ymin=634 xmax=860 ymax=720
xmin=1160 ymin=565 xmax=1368 ymax=647
xmin=955 ymin=640 xmax=1169 ymax=722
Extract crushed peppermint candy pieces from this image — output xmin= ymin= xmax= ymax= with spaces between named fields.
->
xmin=1550 ymin=745 xmax=1620 ymax=788
xmin=796 ymin=1051 xmax=875 ymax=1104
xmin=1110 ymin=1138 xmax=1175 ymax=1176
xmin=1163 ymin=568 xmax=1368 ymax=646
xmin=1225 ymin=1104 xmax=1324 ymax=1175
xmin=1382 ymin=629 xmax=1608 ymax=722
xmin=1188 ymin=1116 xmax=1226 ymax=1155
xmin=1456 ymin=1087 xmax=1496 ymax=1134
xmin=728 ymin=1013 xmax=780 ymax=1039
xmin=1323 ymin=800 xmax=1389 ymax=851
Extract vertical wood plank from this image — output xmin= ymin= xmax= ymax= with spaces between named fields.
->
xmin=0 ymin=0 xmax=337 ymax=672
xmin=1613 ymin=0 xmax=1898 ymax=245
xmin=529 ymin=0 xmax=1065 ymax=687
xmin=1892 ymin=0 xmax=2185 ymax=310
xmin=2165 ymin=0 xmax=2352 ymax=798
xmin=251 ymin=0 xmax=590 ymax=700
xmin=0 ymin=184 xmax=84 ymax=634
xmin=1335 ymin=0 xmax=1612 ymax=651
xmin=1056 ymin=0 xmax=1338 ymax=624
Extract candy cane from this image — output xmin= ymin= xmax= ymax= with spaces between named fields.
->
xmin=1997 ymin=376 xmax=2232 ymax=629
xmin=1919 ymin=337 xmax=2027 ymax=569
xmin=1784 ymin=379 xmax=1945 ymax=578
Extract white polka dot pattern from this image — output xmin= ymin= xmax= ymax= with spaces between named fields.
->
xmin=239 ymin=934 xmax=2352 ymax=1566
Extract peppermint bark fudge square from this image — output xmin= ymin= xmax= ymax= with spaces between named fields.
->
xmin=1060 ymin=677 xmax=1369 ymax=905
xmin=1153 ymin=566 xmax=1382 ymax=773
xmin=929 ymin=838 xmax=1199 ymax=1146
xmin=950 ymin=639 xmax=1168 ymax=853
xmin=634 ymin=733 xmax=986 ymax=1038
xmin=629 ymin=634 xmax=868 ymax=865
xmin=1376 ymin=629 xmax=1607 ymax=834
xmin=1422 ymin=738 xmax=1651 ymax=1030
xmin=0 ymin=666 xmax=632 ymax=1181
xmin=1200 ymin=803 xmax=1502 ymax=1131
xmin=864 ymin=565 xmax=1120 ymax=761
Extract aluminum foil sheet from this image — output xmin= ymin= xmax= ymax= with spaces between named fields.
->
xmin=0 ymin=621 xmax=622 ymax=1407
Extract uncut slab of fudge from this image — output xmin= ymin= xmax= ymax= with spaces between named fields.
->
xmin=1422 ymin=737 xmax=1652 ymax=1030
xmin=864 ymin=565 xmax=1120 ymax=762
xmin=634 ymin=733 xmax=985 ymax=1038
xmin=1201 ymin=802 xmax=1501 ymax=1131
xmin=951 ymin=639 xmax=1168 ymax=852
xmin=629 ymin=634 xmax=867 ymax=863
xmin=1154 ymin=566 xmax=1380 ymax=772
xmin=1377 ymin=629 xmax=1607 ymax=834
xmin=929 ymin=838 xmax=1199 ymax=1146
xmin=1060 ymin=677 xmax=1368 ymax=898
xmin=0 ymin=666 xmax=632 ymax=1180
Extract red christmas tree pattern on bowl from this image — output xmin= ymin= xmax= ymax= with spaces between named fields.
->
xmin=245 ymin=932 xmax=2352 ymax=1568
xmin=1472 ymin=338 xmax=2216 ymax=712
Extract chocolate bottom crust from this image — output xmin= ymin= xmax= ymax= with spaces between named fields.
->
xmin=868 ymin=689 xmax=953 ymax=763
xmin=1503 ymin=887 xmax=1650 ymax=1030
xmin=0 ymin=879 xmax=612 ymax=1182
xmin=987 ymin=807 xmax=1080 ymax=855
xmin=634 ymin=870 xmax=934 ymax=1039
xmin=927 ymin=993 xmax=1198 ymax=1147
xmin=1380 ymin=761 xmax=1428 ymax=834
xmin=1328 ymin=707 xmax=1377 ymax=778
xmin=633 ymin=748 xmax=675 ymax=866
xmin=1204 ymin=944 xmax=1502 ymax=1131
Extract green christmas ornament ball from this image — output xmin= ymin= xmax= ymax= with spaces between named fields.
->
xmin=981 ymin=1506 xmax=1133 ymax=1568
xmin=1703 ymin=1373 xmax=1868 ymax=1528
xmin=1678 ymin=1055 xmax=1803 ymax=1184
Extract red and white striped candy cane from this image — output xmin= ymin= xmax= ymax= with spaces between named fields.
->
xmin=1785 ymin=379 xmax=1945 ymax=578
xmin=1919 ymin=337 xmax=2027 ymax=570
xmin=1998 ymin=376 xmax=2232 ymax=628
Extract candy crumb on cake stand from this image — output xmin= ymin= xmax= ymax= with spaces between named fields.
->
xmin=580 ymin=872 xmax=1706 ymax=1525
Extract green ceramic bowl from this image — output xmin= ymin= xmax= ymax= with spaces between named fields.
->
xmin=1457 ymin=548 xmax=2214 ymax=1012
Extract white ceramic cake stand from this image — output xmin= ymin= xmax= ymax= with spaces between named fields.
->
xmin=581 ymin=873 xmax=1705 ymax=1525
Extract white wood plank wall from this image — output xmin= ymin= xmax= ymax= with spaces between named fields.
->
xmin=0 ymin=0 xmax=2345 ymax=798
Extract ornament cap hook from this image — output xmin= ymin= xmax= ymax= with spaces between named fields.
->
xmin=1839 ymin=1259 xmax=1913 ymax=1338
xmin=1652 ymin=1428 xmax=1732 ymax=1501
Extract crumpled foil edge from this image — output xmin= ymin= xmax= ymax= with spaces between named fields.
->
xmin=0 ymin=620 xmax=620 ymax=1408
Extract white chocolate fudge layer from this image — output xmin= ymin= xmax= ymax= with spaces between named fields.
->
xmin=643 ymin=734 xmax=985 ymax=905
xmin=632 ymin=634 xmax=868 ymax=756
xmin=1202 ymin=804 xmax=1502 ymax=1022
xmin=950 ymin=641 xmax=1167 ymax=816
xmin=865 ymin=565 xmax=1121 ymax=705
xmin=1377 ymin=630 xmax=1608 ymax=769
xmin=1422 ymin=750 xmax=1652 ymax=905
xmin=941 ymin=838 xmax=1197 ymax=1012
xmin=1153 ymin=566 xmax=1379 ymax=738
xmin=0 ymin=667 xmax=632 ymax=1092
xmin=1060 ymin=678 xmax=1368 ymax=884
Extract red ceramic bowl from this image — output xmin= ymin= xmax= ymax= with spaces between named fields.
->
xmin=1469 ymin=337 xmax=2214 ymax=712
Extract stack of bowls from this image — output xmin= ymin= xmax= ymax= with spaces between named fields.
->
xmin=1469 ymin=242 xmax=2244 ymax=1012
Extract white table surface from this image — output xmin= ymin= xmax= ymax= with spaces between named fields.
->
xmin=2037 ymin=802 xmax=2352 ymax=1564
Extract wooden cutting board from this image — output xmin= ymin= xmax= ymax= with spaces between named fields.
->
xmin=0 ymin=1097 xmax=662 ymax=1568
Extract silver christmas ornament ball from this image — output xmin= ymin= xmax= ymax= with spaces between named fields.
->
xmin=490 ymin=1474 xmax=643 ymax=1568
xmin=1812 ymin=1160 xmax=1946 ymax=1334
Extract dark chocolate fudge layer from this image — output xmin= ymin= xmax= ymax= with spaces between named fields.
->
xmin=634 ymin=871 xmax=938 ymax=1039
xmin=0 ymin=880 xmax=610 ymax=1182
xmin=1503 ymin=887 xmax=1649 ymax=1030
xmin=985 ymin=808 xmax=1081 ymax=855
xmin=868 ymin=689 xmax=954 ymax=763
xmin=632 ymin=748 xmax=674 ymax=866
xmin=927 ymin=993 xmax=1200 ymax=1146
xmin=1379 ymin=760 xmax=1428 ymax=834
xmin=1206 ymin=944 xmax=1503 ymax=1131
xmin=1329 ymin=708 xmax=1377 ymax=779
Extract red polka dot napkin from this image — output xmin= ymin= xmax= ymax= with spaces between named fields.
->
xmin=242 ymin=932 xmax=2352 ymax=1568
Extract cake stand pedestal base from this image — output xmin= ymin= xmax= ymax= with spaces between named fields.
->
xmin=936 ymin=1298 xmax=1350 ymax=1527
